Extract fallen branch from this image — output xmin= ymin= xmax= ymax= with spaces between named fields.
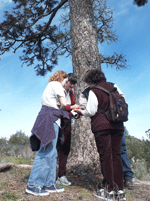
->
xmin=0 ymin=162 xmax=32 ymax=172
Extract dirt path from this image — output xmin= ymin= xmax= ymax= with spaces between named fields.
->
xmin=133 ymin=178 xmax=150 ymax=186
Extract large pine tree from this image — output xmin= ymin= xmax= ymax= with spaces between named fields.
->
xmin=0 ymin=0 xmax=148 ymax=175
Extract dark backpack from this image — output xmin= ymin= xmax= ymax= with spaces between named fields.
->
xmin=91 ymin=85 xmax=128 ymax=122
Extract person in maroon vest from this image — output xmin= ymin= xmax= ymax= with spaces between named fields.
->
xmin=56 ymin=73 xmax=80 ymax=186
xmin=75 ymin=69 xmax=126 ymax=201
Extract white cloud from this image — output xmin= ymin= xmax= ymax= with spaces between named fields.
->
xmin=0 ymin=0 xmax=12 ymax=9
xmin=108 ymin=0 xmax=149 ymax=33
xmin=107 ymin=0 xmax=131 ymax=18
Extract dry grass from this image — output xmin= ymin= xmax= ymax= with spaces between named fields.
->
xmin=0 ymin=165 xmax=150 ymax=201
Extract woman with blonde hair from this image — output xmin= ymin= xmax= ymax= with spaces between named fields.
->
xmin=26 ymin=70 xmax=69 ymax=196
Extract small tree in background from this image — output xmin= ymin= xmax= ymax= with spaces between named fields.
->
xmin=145 ymin=129 xmax=150 ymax=139
xmin=0 ymin=137 xmax=7 ymax=145
xmin=143 ymin=139 xmax=150 ymax=170
xmin=143 ymin=129 xmax=150 ymax=171
xmin=8 ymin=130 xmax=29 ymax=146
xmin=125 ymin=134 xmax=144 ymax=164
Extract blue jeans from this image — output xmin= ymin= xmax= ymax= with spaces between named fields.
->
xmin=120 ymin=132 xmax=134 ymax=180
xmin=28 ymin=122 xmax=59 ymax=188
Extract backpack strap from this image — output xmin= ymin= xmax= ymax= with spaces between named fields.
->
xmin=90 ymin=85 xmax=113 ymax=114
xmin=82 ymin=87 xmax=91 ymax=100
xmin=91 ymin=85 xmax=110 ymax=94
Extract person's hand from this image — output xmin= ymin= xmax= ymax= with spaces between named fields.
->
xmin=71 ymin=104 xmax=81 ymax=110
xmin=74 ymin=108 xmax=82 ymax=114
xmin=57 ymin=100 xmax=61 ymax=106
xmin=75 ymin=113 xmax=80 ymax=119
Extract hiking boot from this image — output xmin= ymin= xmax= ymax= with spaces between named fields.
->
xmin=26 ymin=184 xmax=49 ymax=196
xmin=43 ymin=184 xmax=64 ymax=193
xmin=56 ymin=176 xmax=71 ymax=186
xmin=116 ymin=190 xmax=126 ymax=200
xmin=124 ymin=179 xmax=134 ymax=190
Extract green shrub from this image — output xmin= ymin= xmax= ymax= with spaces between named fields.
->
xmin=0 ymin=191 xmax=20 ymax=201
xmin=132 ymin=159 xmax=148 ymax=180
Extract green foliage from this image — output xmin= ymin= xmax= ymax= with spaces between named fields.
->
xmin=1 ymin=155 xmax=33 ymax=165
xmin=0 ymin=137 xmax=7 ymax=145
xmin=0 ymin=191 xmax=20 ymax=201
xmin=124 ymin=128 xmax=150 ymax=178
xmin=0 ymin=0 xmax=128 ymax=76
xmin=143 ymin=139 xmax=150 ymax=170
xmin=0 ymin=0 xmax=63 ymax=76
xmin=8 ymin=130 xmax=29 ymax=146
xmin=125 ymin=134 xmax=144 ymax=164
xmin=124 ymin=127 xmax=129 ymax=135
xmin=0 ymin=132 xmax=35 ymax=161
xmin=133 ymin=0 xmax=148 ymax=6
xmin=132 ymin=159 xmax=148 ymax=180
xmin=145 ymin=128 xmax=150 ymax=139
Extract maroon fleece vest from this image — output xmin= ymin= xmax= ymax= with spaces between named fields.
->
xmin=90 ymin=80 xmax=124 ymax=134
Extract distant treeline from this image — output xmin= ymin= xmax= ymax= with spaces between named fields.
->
xmin=125 ymin=133 xmax=150 ymax=171
xmin=1 ymin=129 xmax=150 ymax=173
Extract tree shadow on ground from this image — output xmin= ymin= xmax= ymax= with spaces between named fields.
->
xmin=66 ymin=163 xmax=103 ymax=192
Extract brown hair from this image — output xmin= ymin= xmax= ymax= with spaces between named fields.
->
xmin=84 ymin=69 xmax=106 ymax=84
xmin=49 ymin=70 xmax=68 ymax=82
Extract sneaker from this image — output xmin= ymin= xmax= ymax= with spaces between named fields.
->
xmin=43 ymin=184 xmax=64 ymax=193
xmin=105 ymin=190 xmax=115 ymax=200
xmin=93 ymin=189 xmax=115 ymax=200
xmin=93 ymin=189 xmax=105 ymax=200
xmin=56 ymin=176 xmax=71 ymax=186
xmin=116 ymin=190 xmax=126 ymax=200
xmin=124 ymin=179 xmax=134 ymax=190
xmin=26 ymin=184 xmax=49 ymax=196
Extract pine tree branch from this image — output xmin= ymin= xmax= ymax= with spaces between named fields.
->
xmin=13 ymin=0 xmax=68 ymax=53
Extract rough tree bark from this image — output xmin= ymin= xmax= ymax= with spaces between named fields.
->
xmin=67 ymin=0 xmax=102 ymax=177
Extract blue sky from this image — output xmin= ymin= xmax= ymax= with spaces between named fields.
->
xmin=0 ymin=0 xmax=150 ymax=140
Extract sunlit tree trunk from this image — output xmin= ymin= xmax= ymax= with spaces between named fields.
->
xmin=68 ymin=0 xmax=101 ymax=175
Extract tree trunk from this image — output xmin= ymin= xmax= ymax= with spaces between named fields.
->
xmin=67 ymin=0 xmax=102 ymax=177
